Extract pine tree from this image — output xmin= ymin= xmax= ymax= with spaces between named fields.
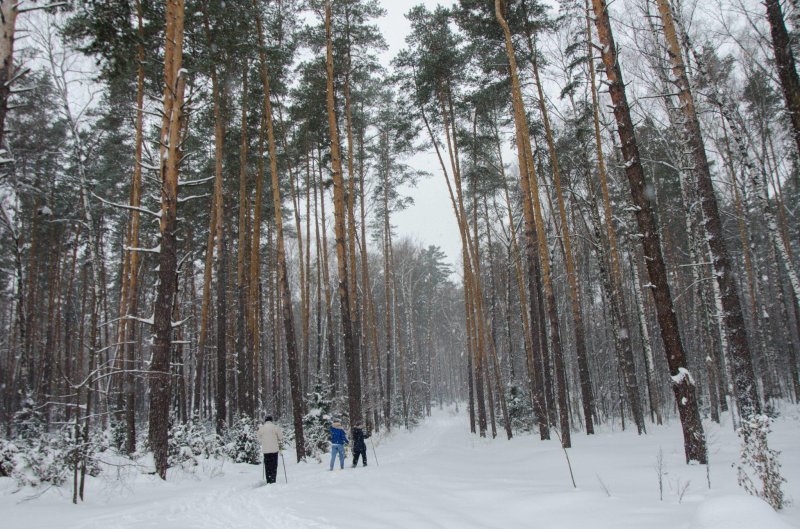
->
xmin=149 ymin=0 xmax=186 ymax=479
xmin=589 ymin=0 xmax=706 ymax=463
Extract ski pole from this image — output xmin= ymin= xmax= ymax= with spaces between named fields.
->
xmin=263 ymin=454 xmax=267 ymax=483
xmin=280 ymin=451 xmax=288 ymax=483
xmin=370 ymin=437 xmax=379 ymax=466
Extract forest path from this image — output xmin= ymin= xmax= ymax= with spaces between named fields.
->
xmin=5 ymin=405 xmax=800 ymax=529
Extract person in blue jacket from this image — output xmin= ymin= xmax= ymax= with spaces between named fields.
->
xmin=329 ymin=420 xmax=348 ymax=471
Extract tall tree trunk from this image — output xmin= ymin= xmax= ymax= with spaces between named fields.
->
xmin=208 ymin=56 xmax=227 ymax=436
xmin=343 ymin=22 xmax=363 ymax=408
xmin=590 ymin=0 xmax=706 ymax=463
xmin=251 ymin=118 xmax=268 ymax=413
xmin=277 ymin=106 xmax=308 ymax=389
xmin=123 ymin=0 xmax=146 ymax=451
xmin=150 ymin=0 xmax=185 ymax=479
xmin=656 ymin=0 xmax=760 ymax=419
xmin=359 ymin=127 xmax=383 ymax=428
xmin=496 ymin=0 xmax=569 ymax=447
xmin=325 ymin=1 xmax=362 ymax=426
xmin=530 ymin=49 xmax=595 ymax=436
xmin=766 ymin=0 xmax=800 ymax=157
xmin=463 ymin=254 xmax=487 ymax=436
xmin=312 ymin=148 xmax=324 ymax=376
xmin=0 ymin=0 xmax=18 ymax=148
xmin=493 ymin=111 xmax=549 ymax=437
xmin=254 ymin=0 xmax=306 ymax=461
xmin=382 ymin=136 xmax=394 ymax=429
xmin=317 ymin=145 xmax=338 ymax=393
xmin=194 ymin=192 xmax=217 ymax=418
xmin=237 ymin=69 xmax=251 ymax=418
xmin=584 ymin=0 xmax=646 ymax=433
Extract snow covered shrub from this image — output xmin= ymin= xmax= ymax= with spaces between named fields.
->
xmin=16 ymin=441 xmax=68 ymax=486
xmin=406 ymin=395 xmax=426 ymax=428
xmin=0 ymin=438 xmax=20 ymax=477
xmin=109 ymin=414 xmax=127 ymax=451
xmin=303 ymin=381 xmax=334 ymax=459
xmin=12 ymin=395 xmax=45 ymax=441
xmin=506 ymin=384 xmax=534 ymax=433
xmin=54 ymin=426 xmax=102 ymax=480
xmin=223 ymin=415 xmax=260 ymax=464
xmin=3 ymin=397 xmax=102 ymax=489
xmin=4 ymin=425 xmax=92 ymax=487
xmin=735 ymin=414 xmax=786 ymax=510
xmin=168 ymin=414 xmax=219 ymax=467
xmin=763 ymin=399 xmax=780 ymax=419
xmin=389 ymin=393 xmax=408 ymax=428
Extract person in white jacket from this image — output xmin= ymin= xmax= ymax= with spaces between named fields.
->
xmin=257 ymin=415 xmax=283 ymax=484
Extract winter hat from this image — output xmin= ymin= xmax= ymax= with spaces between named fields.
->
xmin=264 ymin=414 xmax=273 ymax=422
xmin=332 ymin=420 xmax=342 ymax=428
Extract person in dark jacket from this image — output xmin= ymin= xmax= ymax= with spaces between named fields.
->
xmin=351 ymin=423 xmax=370 ymax=467
xmin=329 ymin=420 xmax=348 ymax=471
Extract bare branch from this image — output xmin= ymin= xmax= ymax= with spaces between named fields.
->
xmin=17 ymin=2 xmax=69 ymax=14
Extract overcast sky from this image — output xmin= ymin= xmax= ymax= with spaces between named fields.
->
xmin=371 ymin=0 xmax=465 ymax=278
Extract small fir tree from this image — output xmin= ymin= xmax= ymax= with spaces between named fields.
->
xmin=302 ymin=380 xmax=335 ymax=459
xmin=506 ymin=384 xmax=534 ymax=433
xmin=12 ymin=394 xmax=45 ymax=441
xmin=225 ymin=414 xmax=261 ymax=464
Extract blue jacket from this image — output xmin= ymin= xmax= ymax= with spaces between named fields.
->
xmin=330 ymin=426 xmax=348 ymax=445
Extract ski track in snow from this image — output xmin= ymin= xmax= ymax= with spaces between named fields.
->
xmin=3 ymin=406 xmax=800 ymax=529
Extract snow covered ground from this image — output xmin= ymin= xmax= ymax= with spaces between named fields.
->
xmin=3 ymin=405 xmax=800 ymax=529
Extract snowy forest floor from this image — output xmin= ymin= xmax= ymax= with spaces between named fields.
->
xmin=3 ymin=404 xmax=800 ymax=529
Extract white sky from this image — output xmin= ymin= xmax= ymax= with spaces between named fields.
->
xmin=371 ymin=0 xmax=560 ymax=279
xmin=374 ymin=0 xmax=464 ymax=278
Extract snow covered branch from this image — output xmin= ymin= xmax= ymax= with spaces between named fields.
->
xmin=125 ymin=244 xmax=161 ymax=254
xmin=92 ymin=192 xmax=162 ymax=218
xmin=179 ymin=174 xmax=215 ymax=187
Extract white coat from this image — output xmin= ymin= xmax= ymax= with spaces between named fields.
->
xmin=257 ymin=421 xmax=283 ymax=454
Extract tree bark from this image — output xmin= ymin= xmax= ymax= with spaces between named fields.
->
xmin=124 ymin=0 xmax=146 ymax=452
xmin=0 ymin=0 xmax=19 ymax=148
xmin=766 ymin=0 xmax=800 ymax=158
xmin=150 ymin=0 xmax=186 ymax=479
xmin=590 ymin=0 xmax=706 ymax=463
xmin=584 ymin=0 xmax=646 ymax=433
xmin=236 ymin=69 xmax=252 ymax=418
xmin=656 ymin=0 xmax=760 ymax=419
xmin=325 ymin=0 xmax=362 ymax=426
xmin=496 ymin=0 xmax=569 ymax=447
xmin=253 ymin=0 xmax=306 ymax=461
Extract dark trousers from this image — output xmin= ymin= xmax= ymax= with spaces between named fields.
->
xmin=263 ymin=452 xmax=279 ymax=483
xmin=353 ymin=449 xmax=367 ymax=466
